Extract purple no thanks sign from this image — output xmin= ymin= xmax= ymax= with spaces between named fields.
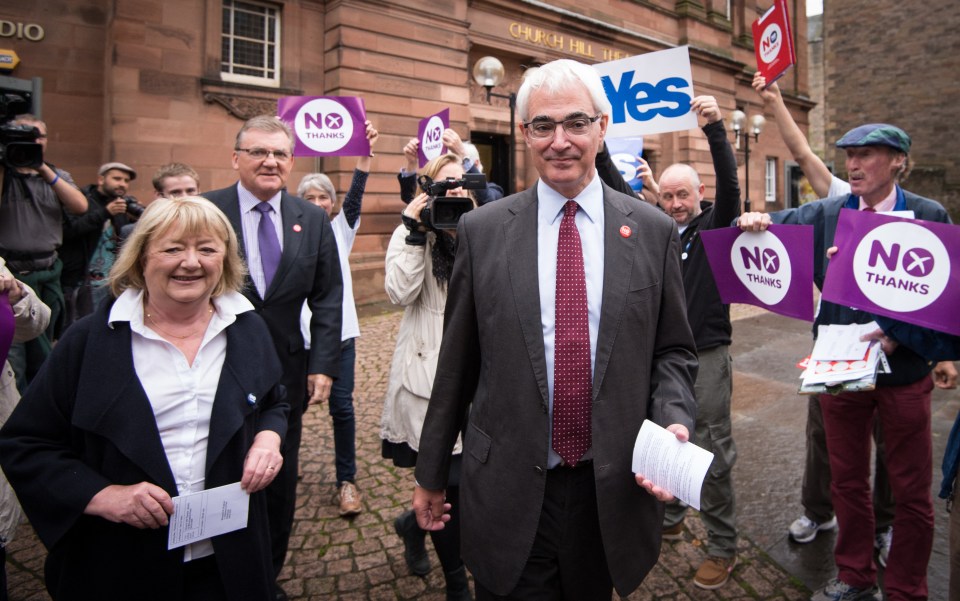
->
xmin=277 ymin=96 xmax=370 ymax=157
xmin=701 ymin=225 xmax=814 ymax=321
xmin=417 ymin=109 xmax=449 ymax=168
xmin=822 ymin=209 xmax=960 ymax=336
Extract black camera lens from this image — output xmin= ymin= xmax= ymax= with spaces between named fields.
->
xmin=0 ymin=141 xmax=43 ymax=169
xmin=125 ymin=198 xmax=145 ymax=217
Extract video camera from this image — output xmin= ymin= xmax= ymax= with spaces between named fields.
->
xmin=417 ymin=172 xmax=485 ymax=230
xmin=0 ymin=92 xmax=43 ymax=169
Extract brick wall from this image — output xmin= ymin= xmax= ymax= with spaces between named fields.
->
xmin=823 ymin=0 xmax=960 ymax=220
xmin=2 ymin=0 xmax=813 ymax=304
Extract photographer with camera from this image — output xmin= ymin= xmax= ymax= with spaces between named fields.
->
xmin=60 ymin=162 xmax=143 ymax=330
xmin=380 ymin=152 xmax=477 ymax=600
xmin=0 ymin=112 xmax=87 ymax=392
xmin=398 ymin=129 xmax=500 ymax=207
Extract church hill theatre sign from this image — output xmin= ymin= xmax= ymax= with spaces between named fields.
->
xmin=508 ymin=22 xmax=629 ymax=62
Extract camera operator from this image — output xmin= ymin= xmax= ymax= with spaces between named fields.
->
xmin=0 ymin=113 xmax=87 ymax=391
xmin=60 ymin=162 xmax=143 ymax=330
xmin=380 ymin=152 xmax=477 ymax=599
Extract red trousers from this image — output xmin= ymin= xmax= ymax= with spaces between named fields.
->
xmin=821 ymin=376 xmax=934 ymax=601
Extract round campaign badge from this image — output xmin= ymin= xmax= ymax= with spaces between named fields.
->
xmin=294 ymin=98 xmax=355 ymax=154
xmin=851 ymin=221 xmax=949 ymax=312
xmin=619 ymin=225 xmax=632 ymax=238
xmin=420 ymin=115 xmax=446 ymax=162
xmin=730 ymin=231 xmax=791 ymax=306
xmin=292 ymin=224 xmax=302 ymax=233
xmin=759 ymin=23 xmax=783 ymax=64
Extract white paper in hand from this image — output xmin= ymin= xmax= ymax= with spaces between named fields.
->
xmin=631 ymin=420 xmax=714 ymax=510
xmin=168 ymin=482 xmax=250 ymax=550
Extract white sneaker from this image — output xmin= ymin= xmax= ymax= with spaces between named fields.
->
xmin=874 ymin=526 xmax=892 ymax=568
xmin=789 ymin=515 xmax=838 ymax=543
xmin=810 ymin=577 xmax=881 ymax=601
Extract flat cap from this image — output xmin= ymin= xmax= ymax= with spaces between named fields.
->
xmin=98 ymin=162 xmax=137 ymax=180
xmin=836 ymin=123 xmax=911 ymax=154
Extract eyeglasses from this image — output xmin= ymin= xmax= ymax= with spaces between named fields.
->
xmin=522 ymin=114 xmax=602 ymax=139
xmin=235 ymin=147 xmax=292 ymax=162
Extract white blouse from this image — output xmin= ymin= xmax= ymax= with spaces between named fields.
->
xmin=108 ymin=288 xmax=254 ymax=561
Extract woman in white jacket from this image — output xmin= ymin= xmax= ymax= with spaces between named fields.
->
xmin=380 ymin=153 xmax=474 ymax=601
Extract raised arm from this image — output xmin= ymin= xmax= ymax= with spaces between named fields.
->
xmin=753 ymin=73 xmax=836 ymax=198
xmin=343 ymin=121 xmax=378 ymax=229
xmin=692 ymin=95 xmax=741 ymax=228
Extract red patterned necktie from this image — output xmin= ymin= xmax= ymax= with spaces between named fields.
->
xmin=553 ymin=200 xmax=592 ymax=465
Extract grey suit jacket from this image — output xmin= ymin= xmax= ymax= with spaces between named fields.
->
xmin=415 ymin=181 xmax=698 ymax=596
xmin=204 ymin=185 xmax=343 ymax=411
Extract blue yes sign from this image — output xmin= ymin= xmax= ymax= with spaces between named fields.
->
xmin=602 ymin=72 xmax=692 ymax=124
xmin=593 ymin=46 xmax=699 ymax=137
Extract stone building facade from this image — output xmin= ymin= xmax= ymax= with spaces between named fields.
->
xmin=821 ymin=0 xmax=959 ymax=220
xmin=1 ymin=0 xmax=811 ymax=303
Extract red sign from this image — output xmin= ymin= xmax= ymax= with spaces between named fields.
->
xmin=752 ymin=0 xmax=796 ymax=86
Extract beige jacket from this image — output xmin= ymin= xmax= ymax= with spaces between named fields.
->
xmin=0 ymin=258 xmax=51 ymax=546
xmin=379 ymin=225 xmax=460 ymax=454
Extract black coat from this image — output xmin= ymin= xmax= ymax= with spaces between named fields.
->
xmin=203 ymin=186 xmax=343 ymax=409
xmin=0 ymin=301 xmax=288 ymax=601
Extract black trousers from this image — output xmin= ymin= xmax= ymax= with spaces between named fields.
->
xmin=475 ymin=462 xmax=613 ymax=601
xmin=266 ymin=409 xmax=302 ymax=576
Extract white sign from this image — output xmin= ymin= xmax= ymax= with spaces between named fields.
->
xmin=852 ymin=221 xmax=950 ymax=312
xmin=293 ymin=97 xmax=355 ymax=154
xmin=593 ymin=46 xmax=698 ymax=138
xmin=730 ymin=231 xmax=792 ymax=306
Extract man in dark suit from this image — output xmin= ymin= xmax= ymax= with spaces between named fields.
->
xmin=412 ymin=59 xmax=698 ymax=600
xmin=204 ymin=115 xmax=342 ymax=597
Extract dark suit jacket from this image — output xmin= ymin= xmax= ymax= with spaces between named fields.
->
xmin=204 ymin=185 xmax=343 ymax=409
xmin=0 ymin=302 xmax=289 ymax=601
xmin=414 ymin=181 xmax=698 ymax=596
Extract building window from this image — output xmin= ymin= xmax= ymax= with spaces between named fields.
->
xmin=765 ymin=157 xmax=777 ymax=202
xmin=221 ymin=0 xmax=281 ymax=88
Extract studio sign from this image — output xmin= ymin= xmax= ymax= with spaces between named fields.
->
xmin=852 ymin=221 xmax=949 ymax=312
xmin=0 ymin=21 xmax=45 ymax=42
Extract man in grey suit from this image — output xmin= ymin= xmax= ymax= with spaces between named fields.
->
xmin=413 ymin=59 xmax=698 ymax=600
xmin=204 ymin=115 xmax=342 ymax=599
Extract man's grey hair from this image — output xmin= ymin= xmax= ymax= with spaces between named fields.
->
xmin=516 ymin=59 xmax=612 ymax=123
xmin=235 ymin=115 xmax=294 ymax=150
xmin=462 ymin=142 xmax=480 ymax=164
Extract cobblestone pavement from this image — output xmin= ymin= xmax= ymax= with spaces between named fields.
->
xmin=6 ymin=304 xmax=810 ymax=600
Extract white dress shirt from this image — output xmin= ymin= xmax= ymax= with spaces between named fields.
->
xmin=536 ymin=173 xmax=605 ymax=468
xmin=109 ymin=288 xmax=255 ymax=561
xmin=237 ymin=182 xmax=284 ymax=298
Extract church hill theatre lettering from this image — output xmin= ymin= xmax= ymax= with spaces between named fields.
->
xmin=509 ymin=22 xmax=629 ymax=62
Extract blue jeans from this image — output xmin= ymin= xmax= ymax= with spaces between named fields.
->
xmin=330 ymin=338 xmax=357 ymax=486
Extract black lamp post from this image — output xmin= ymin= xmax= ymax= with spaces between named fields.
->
xmin=472 ymin=56 xmax=517 ymax=196
xmin=731 ymin=110 xmax=766 ymax=213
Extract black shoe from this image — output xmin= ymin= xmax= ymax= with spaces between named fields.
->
xmin=444 ymin=565 xmax=473 ymax=601
xmin=394 ymin=510 xmax=430 ymax=576
xmin=273 ymin=583 xmax=289 ymax=601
